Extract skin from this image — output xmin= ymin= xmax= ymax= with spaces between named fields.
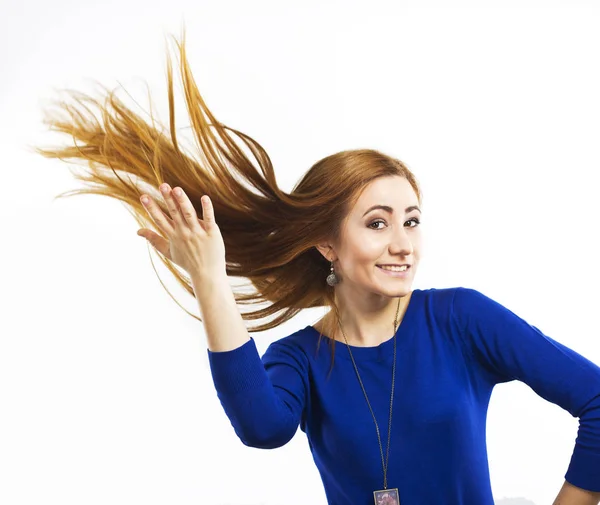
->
xmin=554 ymin=479 xmax=600 ymax=504
xmin=314 ymin=175 xmax=422 ymax=347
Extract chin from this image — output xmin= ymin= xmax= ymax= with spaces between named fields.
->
xmin=374 ymin=283 xmax=413 ymax=298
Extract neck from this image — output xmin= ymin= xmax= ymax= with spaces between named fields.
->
xmin=325 ymin=290 xmax=413 ymax=347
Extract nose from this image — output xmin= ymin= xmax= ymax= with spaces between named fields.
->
xmin=390 ymin=225 xmax=414 ymax=255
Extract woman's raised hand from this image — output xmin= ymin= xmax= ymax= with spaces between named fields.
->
xmin=137 ymin=183 xmax=226 ymax=278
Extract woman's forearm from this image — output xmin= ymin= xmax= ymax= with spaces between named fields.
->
xmin=192 ymin=271 xmax=251 ymax=352
xmin=553 ymin=481 xmax=600 ymax=505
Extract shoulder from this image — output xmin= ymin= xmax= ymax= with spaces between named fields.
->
xmin=449 ymin=286 xmax=513 ymax=321
xmin=261 ymin=326 xmax=317 ymax=366
xmin=415 ymin=285 xmax=466 ymax=317
xmin=417 ymin=285 xmax=462 ymax=303
xmin=272 ymin=325 xmax=318 ymax=349
xmin=415 ymin=286 xmax=500 ymax=329
xmin=419 ymin=285 xmax=496 ymax=311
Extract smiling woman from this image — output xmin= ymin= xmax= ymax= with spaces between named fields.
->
xmin=34 ymin=32 xmax=600 ymax=505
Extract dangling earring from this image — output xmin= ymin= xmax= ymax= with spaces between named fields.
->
xmin=326 ymin=260 xmax=339 ymax=286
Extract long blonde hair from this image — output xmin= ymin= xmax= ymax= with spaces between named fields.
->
xmin=36 ymin=35 xmax=422 ymax=366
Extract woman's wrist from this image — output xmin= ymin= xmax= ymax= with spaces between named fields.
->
xmin=553 ymin=480 xmax=600 ymax=505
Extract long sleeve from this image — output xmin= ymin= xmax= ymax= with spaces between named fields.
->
xmin=451 ymin=287 xmax=600 ymax=492
xmin=207 ymin=337 xmax=309 ymax=449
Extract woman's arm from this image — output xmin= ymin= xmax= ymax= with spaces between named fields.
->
xmin=193 ymin=271 xmax=251 ymax=352
xmin=195 ymin=272 xmax=308 ymax=449
xmin=139 ymin=186 xmax=307 ymax=448
xmin=553 ymin=480 xmax=600 ymax=505
xmin=451 ymin=287 xmax=600 ymax=494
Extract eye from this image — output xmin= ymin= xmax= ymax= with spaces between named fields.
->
xmin=367 ymin=218 xmax=421 ymax=230
xmin=367 ymin=220 xmax=386 ymax=230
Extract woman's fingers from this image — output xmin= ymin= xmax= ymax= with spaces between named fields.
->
xmin=159 ymin=184 xmax=186 ymax=229
xmin=172 ymin=186 xmax=202 ymax=230
xmin=137 ymin=229 xmax=171 ymax=259
xmin=140 ymin=184 xmax=223 ymax=275
xmin=200 ymin=195 xmax=215 ymax=228
xmin=141 ymin=182 xmax=211 ymax=238
xmin=140 ymin=193 xmax=175 ymax=237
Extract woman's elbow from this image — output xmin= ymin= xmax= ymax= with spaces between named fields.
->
xmin=235 ymin=421 xmax=298 ymax=449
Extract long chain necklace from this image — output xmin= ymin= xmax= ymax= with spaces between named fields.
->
xmin=337 ymin=297 xmax=402 ymax=505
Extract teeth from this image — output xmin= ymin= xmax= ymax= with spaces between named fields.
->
xmin=380 ymin=265 xmax=408 ymax=272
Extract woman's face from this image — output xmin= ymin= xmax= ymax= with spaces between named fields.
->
xmin=329 ymin=175 xmax=422 ymax=297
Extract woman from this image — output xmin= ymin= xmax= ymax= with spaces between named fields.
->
xmin=38 ymin=38 xmax=600 ymax=504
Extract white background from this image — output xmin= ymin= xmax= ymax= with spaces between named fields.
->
xmin=1 ymin=0 xmax=599 ymax=504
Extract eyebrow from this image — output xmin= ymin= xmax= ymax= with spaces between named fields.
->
xmin=362 ymin=205 xmax=421 ymax=217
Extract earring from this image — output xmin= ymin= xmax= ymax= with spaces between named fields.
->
xmin=326 ymin=260 xmax=339 ymax=286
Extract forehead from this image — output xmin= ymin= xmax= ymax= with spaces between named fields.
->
xmin=353 ymin=176 xmax=417 ymax=211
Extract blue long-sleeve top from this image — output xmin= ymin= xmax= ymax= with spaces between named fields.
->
xmin=207 ymin=287 xmax=600 ymax=504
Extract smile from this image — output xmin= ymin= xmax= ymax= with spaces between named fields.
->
xmin=377 ymin=265 xmax=411 ymax=277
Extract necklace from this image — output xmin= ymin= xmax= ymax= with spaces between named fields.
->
xmin=337 ymin=296 xmax=402 ymax=505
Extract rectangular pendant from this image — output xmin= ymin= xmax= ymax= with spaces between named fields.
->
xmin=373 ymin=488 xmax=400 ymax=505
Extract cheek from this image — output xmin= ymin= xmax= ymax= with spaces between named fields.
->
xmin=356 ymin=252 xmax=387 ymax=278
xmin=338 ymin=243 xmax=381 ymax=276
xmin=351 ymin=240 xmax=382 ymax=263
xmin=412 ymin=232 xmax=423 ymax=254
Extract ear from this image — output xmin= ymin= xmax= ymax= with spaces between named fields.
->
xmin=315 ymin=243 xmax=337 ymax=263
